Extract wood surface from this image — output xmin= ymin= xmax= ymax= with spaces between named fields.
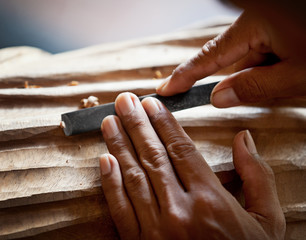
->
xmin=0 ymin=21 xmax=305 ymax=240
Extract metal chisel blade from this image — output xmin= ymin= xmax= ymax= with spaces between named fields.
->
xmin=61 ymin=81 xmax=219 ymax=136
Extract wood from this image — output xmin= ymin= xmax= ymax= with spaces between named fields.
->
xmin=0 ymin=22 xmax=305 ymax=240
xmin=0 ymin=25 xmax=232 ymax=89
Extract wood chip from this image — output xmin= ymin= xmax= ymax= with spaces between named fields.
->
xmin=68 ymin=81 xmax=79 ymax=86
xmin=24 ymin=80 xmax=41 ymax=88
xmin=80 ymin=95 xmax=100 ymax=108
xmin=154 ymin=70 xmax=163 ymax=79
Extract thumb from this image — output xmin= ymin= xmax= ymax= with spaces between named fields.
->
xmin=232 ymin=130 xmax=285 ymax=238
xmin=211 ymin=60 xmax=306 ymax=108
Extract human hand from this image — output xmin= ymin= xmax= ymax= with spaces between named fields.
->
xmin=99 ymin=92 xmax=285 ymax=239
xmin=156 ymin=10 xmax=306 ymax=108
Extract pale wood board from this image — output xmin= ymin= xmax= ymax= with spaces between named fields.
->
xmin=0 ymin=22 xmax=305 ymax=239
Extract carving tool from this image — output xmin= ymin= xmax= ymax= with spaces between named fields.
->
xmin=61 ymin=81 xmax=219 ymax=136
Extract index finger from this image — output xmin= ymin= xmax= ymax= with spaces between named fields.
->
xmin=156 ymin=12 xmax=256 ymax=96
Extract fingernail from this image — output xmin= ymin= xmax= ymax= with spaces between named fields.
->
xmin=211 ymin=87 xmax=240 ymax=108
xmin=244 ymin=130 xmax=258 ymax=155
xmin=143 ymin=97 xmax=161 ymax=116
xmin=100 ymin=154 xmax=112 ymax=175
xmin=117 ymin=93 xmax=135 ymax=115
xmin=156 ymin=76 xmax=170 ymax=93
xmin=102 ymin=116 xmax=119 ymax=138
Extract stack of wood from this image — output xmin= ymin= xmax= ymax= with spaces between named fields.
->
xmin=0 ymin=21 xmax=305 ymax=239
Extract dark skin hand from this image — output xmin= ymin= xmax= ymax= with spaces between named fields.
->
xmin=96 ymin=1 xmax=306 ymax=238
xmin=99 ymin=93 xmax=285 ymax=240
xmin=156 ymin=9 xmax=306 ymax=107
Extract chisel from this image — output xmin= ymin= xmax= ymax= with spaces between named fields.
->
xmin=61 ymin=81 xmax=219 ymax=136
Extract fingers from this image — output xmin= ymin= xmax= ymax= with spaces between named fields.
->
xmin=156 ymin=12 xmax=252 ymax=96
xmin=233 ymin=50 xmax=268 ymax=72
xmin=101 ymin=115 xmax=159 ymax=225
xmin=142 ymin=97 xmax=221 ymax=191
xmin=211 ymin=60 xmax=306 ymax=108
xmin=232 ymin=130 xmax=285 ymax=238
xmin=114 ymin=93 xmax=183 ymax=203
xmin=99 ymin=154 xmax=139 ymax=239
xmin=156 ymin=8 xmax=305 ymax=106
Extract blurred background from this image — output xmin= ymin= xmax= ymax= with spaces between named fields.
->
xmin=0 ymin=0 xmax=241 ymax=54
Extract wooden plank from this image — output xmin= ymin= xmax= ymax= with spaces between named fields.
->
xmin=0 ymin=26 xmax=232 ymax=88
xmin=20 ymin=217 xmax=118 ymax=240
xmin=0 ymin=195 xmax=109 ymax=239
xmin=0 ymin=126 xmax=305 ymax=205
xmin=0 ymin=20 xmax=305 ymax=239
xmin=285 ymin=221 xmax=306 ymax=240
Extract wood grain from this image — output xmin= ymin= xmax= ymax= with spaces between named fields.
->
xmin=0 ymin=21 xmax=305 ymax=239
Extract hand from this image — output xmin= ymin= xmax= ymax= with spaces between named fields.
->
xmin=156 ymin=10 xmax=306 ymax=108
xmin=99 ymin=92 xmax=285 ymax=240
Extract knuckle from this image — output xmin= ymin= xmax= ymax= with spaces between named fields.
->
xmin=202 ymin=38 xmax=218 ymax=56
xmin=124 ymin=166 xmax=147 ymax=190
xmin=167 ymin=138 xmax=197 ymax=161
xmin=139 ymin=141 xmax=168 ymax=170
xmin=200 ymin=37 xmax=224 ymax=69
xmin=108 ymin=138 xmax=131 ymax=158
xmin=123 ymin=114 xmax=147 ymax=132
xmin=111 ymin=137 xmax=126 ymax=149
xmin=237 ymin=75 xmax=269 ymax=102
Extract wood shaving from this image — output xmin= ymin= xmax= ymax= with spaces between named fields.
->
xmin=154 ymin=70 xmax=163 ymax=79
xmin=80 ymin=95 xmax=99 ymax=108
xmin=60 ymin=121 xmax=66 ymax=129
xmin=67 ymin=81 xmax=79 ymax=86
xmin=24 ymin=81 xmax=41 ymax=88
